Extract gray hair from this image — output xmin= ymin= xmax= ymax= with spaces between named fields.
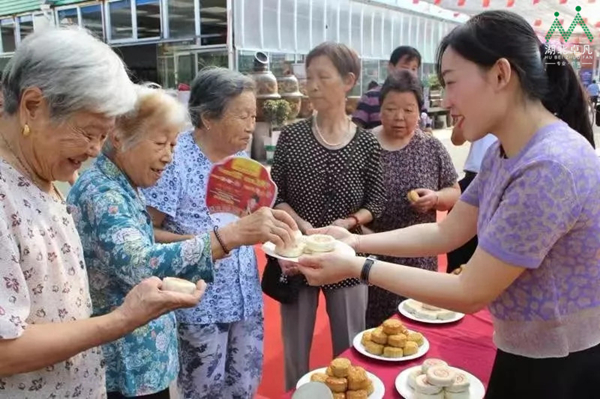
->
xmin=188 ymin=67 xmax=255 ymax=129
xmin=2 ymin=27 xmax=136 ymax=120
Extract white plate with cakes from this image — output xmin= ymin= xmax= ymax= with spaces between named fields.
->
xmin=296 ymin=357 xmax=385 ymax=399
xmin=399 ymin=299 xmax=465 ymax=324
xmin=395 ymin=359 xmax=485 ymax=399
xmin=262 ymin=232 xmax=355 ymax=263
xmin=352 ymin=319 xmax=429 ymax=362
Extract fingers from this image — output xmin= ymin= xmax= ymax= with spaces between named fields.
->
xmin=306 ymin=227 xmax=327 ymax=235
xmin=296 ymin=265 xmax=321 ymax=286
xmin=297 ymin=254 xmax=327 ymax=269
xmin=269 ymin=223 xmax=293 ymax=247
xmin=144 ymin=276 xmax=163 ymax=288
xmin=270 ymin=209 xmax=299 ymax=231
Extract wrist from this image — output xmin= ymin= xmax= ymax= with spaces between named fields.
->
xmin=109 ymin=307 xmax=138 ymax=335
xmin=216 ymin=224 xmax=241 ymax=251
xmin=351 ymin=257 xmax=365 ymax=279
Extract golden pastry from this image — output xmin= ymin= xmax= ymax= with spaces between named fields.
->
xmin=330 ymin=358 xmax=351 ymax=378
xmin=326 ymin=366 xmax=335 ymax=377
xmin=367 ymin=380 xmax=374 ymax=395
xmin=332 ymin=393 xmax=346 ymax=399
xmin=403 ymin=341 xmax=419 ymax=356
xmin=347 ymin=366 xmax=369 ymax=390
xmin=363 ymin=340 xmax=384 ymax=356
xmin=383 ymin=346 xmax=404 ymax=358
xmin=407 ymin=190 xmax=420 ymax=203
xmin=370 ymin=327 xmax=388 ymax=345
xmin=325 ymin=376 xmax=348 ymax=393
xmin=360 ymin=331 xmax=372 ymax=346
xmin=407 ymin=332 xmax=425 ymax=346
xmin=310 ymin=372 xmax=329 ymax=383
xmin=382 ymin=319 xmax=404 ymax=335
xmin=346 ymin=390 xmax=368 ymax=399
xmin=387 ymin=333 xmax=407 ymax=348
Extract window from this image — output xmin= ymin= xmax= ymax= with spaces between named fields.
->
xmin=200 ymin=0 xmax=226 ymax=45
xmin=109 ymin=0 xmax=133 ymax=40
xmin=57 ymin=8 xmax=78 ymax=26
xmin=18 ymin=15 xmax=33 ymax=42
xmin=168 ymin=0 xmax=195 ymax=39
xmin=237 ymin=50 xmax=257 ymax=75
xmin=81 ymin=5 xmax=104 ymax=40
xmin=1 ymin=19 xmax=16 ymax=53
xmin=136 ymin=0 xmax=161 ymax=39
xmin=197 ymin=51 xmax=228 ymax=70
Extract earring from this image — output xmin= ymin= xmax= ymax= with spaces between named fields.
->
xmin=22 ymin=124 xmax=31 ymax=137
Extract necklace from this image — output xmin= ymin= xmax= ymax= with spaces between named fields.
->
xmin=312 ymin=113 xmax=353 ymax=147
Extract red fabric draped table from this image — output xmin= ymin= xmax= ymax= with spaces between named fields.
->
xmin=282 ymin=310 xmax=496 ymax=398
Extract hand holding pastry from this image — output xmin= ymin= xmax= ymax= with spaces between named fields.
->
xmin=306 ymin=225 xmax=359 ymax=250
xmin=297 ymin=251 xmax=357 ymax=286
xmin=221 ymin=207 xmax=298 ymax=249
xmin=410 ymin=188 xmax=439 ymax=213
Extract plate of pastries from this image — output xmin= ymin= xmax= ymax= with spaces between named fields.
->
xmin=352 ymin=318 xmax=429 ymax=362
xmin=262 ymin=231 xmax=355 ymax=262
xmin=296 ymin=357 xmax=385 ymax=398
xmin=395 ymin=358 xmax=485 ymax=399
xmin=399 ymin=299 xmax=465 ymax=324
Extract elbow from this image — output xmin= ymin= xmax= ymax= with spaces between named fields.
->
xmin=459 ymin=299 xmax=487 ymax=315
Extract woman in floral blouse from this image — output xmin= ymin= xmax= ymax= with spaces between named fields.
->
xmin=68 ymin=85 xmax=296 ymax=399
xmin=0 ymin=28 xmax=205 ymax=399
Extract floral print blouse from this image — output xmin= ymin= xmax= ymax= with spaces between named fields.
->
xmin=67 ymin=154 xmax=214 ymax=397
xmin=143 ymin=131 xmax=262 ymax=325
xmin=0 ymin=160 xmax=106 ymax=398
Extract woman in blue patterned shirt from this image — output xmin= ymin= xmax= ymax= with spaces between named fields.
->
xmin=67 ymin=85 xmax=296 ymax=399
xmin=143 ymin=68 xmax=266 ymax=399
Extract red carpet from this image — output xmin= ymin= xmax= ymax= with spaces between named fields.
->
xmin=256 ymin=213 xmax=448 ymax=398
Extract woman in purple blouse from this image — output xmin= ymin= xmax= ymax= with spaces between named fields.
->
xmin=295 ymin=11 xmax=600 ymax=399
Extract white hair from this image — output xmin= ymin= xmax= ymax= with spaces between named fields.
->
xmin=2 ymin=27 xmax=136 ymax=120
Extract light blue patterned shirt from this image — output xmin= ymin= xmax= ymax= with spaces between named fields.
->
xmin=143 ymin=131 xmax=263 ymax=325
xmin=67 ymin=154 xmax=214 ymax=396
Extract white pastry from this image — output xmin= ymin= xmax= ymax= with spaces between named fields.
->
xmin=421 ymin=303 xmax=442 ymax=311
xmin=426 ymin=365 xmax=456 ymax=387
xmin=444 ymin=391 xmax=470 ymax=399
xmin=446 ymin=370 xmax=471 ymax=393
xmin=415 ymin=392 xmax=444 ymax=399
xmin=416 ymin=308 xmax=439 ymax=320
xmin=275 ymin=242 xmax=306 ymax=258
xmin=161 ymin=277 xmax=196 ymax=294
xmin=407 ymin=366 xmax=423 ymax=389
xmin=414 ymin=374 xmax=443 ymax=395
xmin=292 ymin=229 xmax=304 ymax=242
xmin=403 ymin=299 xmax=421 ymax=314
xmin=436 ymin=309 xmax=457 ymax=320
xmin=305 ymin=234 xmax=336 ymax=253
xmin=421 ymin=359 xmax=448 ymax=373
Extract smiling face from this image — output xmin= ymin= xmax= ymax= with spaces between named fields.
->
xmin=380 ymin=90 xmax=420 ymax=139
xmin=206 ymin=90 xmax=257 ymax=155
xmin=306 ymin=55 xmax=355 ymax=112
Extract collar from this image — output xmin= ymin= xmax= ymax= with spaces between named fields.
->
xmin=95 ymin=153 xmax=145 ymax=205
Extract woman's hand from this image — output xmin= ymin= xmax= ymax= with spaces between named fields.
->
xmin=307 ymin=226 xmax=360 ymax=250
xmin=297 ymin=252 xmax=360 ymax=286
xmin=411 ymin=189 xmax=439 ymax=213
xmin=298 ymin=220 xmax=314 ymax=235
xmin=221 ymin=207 xmax=298 ymax=249
xmin=331 ymin=218 xmax=355 ymax=230
xmin=279 ymin=259 xmax=300 ymax=276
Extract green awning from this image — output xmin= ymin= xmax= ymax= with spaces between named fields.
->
xmin=0 ymin=0 xmax=42 ymax=17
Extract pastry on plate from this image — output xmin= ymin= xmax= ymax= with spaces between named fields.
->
xmin=383 ymin=346 xmax=404 ymax=358
xmin=407 ymin=332 xmax=425 ymax=346
xmin=403 ymin=299 xmax=421 ymax=314
xmin=310 ymin=372 xmax=329 ymax=383
xmin=347 ymin=366 xmax=369 ymax=390
xmin=421 ymin=302 xmax=442 ymax=311
xmin=330 ymin=358 xmax=351 ymax=378
xmin=346 ymin=390 xmax=368 ymax=399
xmin=422 ymin=358 xmax=448 ymax=373
xmin=426 ymin=365 xmax=456 ymax=387
xmin=414 ymin=374 xmax=443 ymax=395
xmin=325 ymin=376 xmax=348 ymax=393
xmin=387 ymin=333 xmax=407 ymax=348
xmin=382 ymin=318 xmax=404 ymax=335
xmin=326 ymin=366 xmax=335 ymax=377
xmin=414 ymin=392 xmax=444 ymax=399
xmin=363 ymin=340 xmax=384 ymax=356
xmin=332 ymin=393 xmax=346 ymax=399
xmin=275 ymin=241 xmax=306 ymax=258
xmin=446 ymin=370 xmax=470 ymax=393
xmin=360 ymin=331 xmax=372 ymax=346
xmin=416 ymin=308 xmax=439 ymax=320
xmin=305 ymin=234 xmax=336 ymax=253
xmin=366 ymin=380 xmax=374 ymax=395
xmin=444 ymin=391 xmax=470 ymax=399
xmin=436 ymin=309 xmax=457 ymax=320
xmin=403 ymin=341 xmax=419 ymax=356
xmin=407 ymin=367 xmax=423 ymax=389
xmin=370 ymin=327 xmax=388 ymax=345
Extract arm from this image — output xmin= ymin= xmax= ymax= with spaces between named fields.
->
xmin=434 ymin=183 xmax=461 ymax=212
xmin=147 ymin=206 xmax=194 ymax=243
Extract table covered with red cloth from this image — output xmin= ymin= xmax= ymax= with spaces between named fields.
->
xmin=283 ymin=310 xmax=496 ymax=398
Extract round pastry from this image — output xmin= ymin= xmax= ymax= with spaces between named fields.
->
xmin=363 ymin=340 xmax=384 ymax=356
xmin=426 ymin=365 xmax=456 ymax=387
xmin=407 ymin=367 xmax=423 ymax=389
xmin=305 ymin=234 xmax=336 ymax=253
xmin=446 ymin=370 xmax=471 ymax=393
xmin=370 ymin=327 xmax=388 ymax=345
xmin=414 ymin=374 xmax=443 ymax=395
xmin=382 ymin=319 xmax=404 ymax=335
xmin=444 ymin=391 xmax=470 ymax=399
xmin=275 ymin=240 xmax=306 ymax=258
xmin=330 ymin=358 xmax=351 ymax=378
xmin=403 ymin=299 xmax=421 ymax=314
xmin=383 ymin=346 xmax=404 ymax=358
xmin=387 ymin=333 xmax=407 ymax=348
xmin=366 ymin=380 xmax=374 ymax=396
xmin=332 ymin=393 xmax=346 ymax=399
xmin=361 ymin=331 xmax=372 ymax=346
xmin=346 ymin=390 xmax=368 ymax=399
xmin=292 ymin=229 xmax=304 ymax=241
xmin=407 ymin=332 xmax=425 ymax=347
xmin=161 ymin=277 xmax=196 ymax=294
xmin=326 ymin=366 xmax=335 ymax=377
xmin=403 ymin=341 xmax=419 ymax=356
xmin=347 ymin=366 xmax=369 ymax=390
xmin=325 ymin=376 xmax=348 ymax=393
xmin=407 ymin=190 xmax=420 ymax=203
xmin=310 ymin=372 xmax=329 ymax=383
xmin=421 ymin=358 xmax=448 ymax=373
xmin=414 ymin=392 xmax=444 ymax=399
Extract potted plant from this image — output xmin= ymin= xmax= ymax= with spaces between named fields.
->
xmin=262 ymin=99 xmax=291 ymax=164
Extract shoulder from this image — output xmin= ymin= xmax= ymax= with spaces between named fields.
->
xmin=355 ymin=126 xmax=380 ymax=148
xmin=68 ymin=164 xmax=128 ymax=208
xmin=414 ymin=130 xmax=447 ymax=152
xmin=280 ymin=119 xmax=311 ymax=141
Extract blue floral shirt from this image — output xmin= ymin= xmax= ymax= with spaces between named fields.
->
xmin=143 ymin=131 xmax=263 ymax=325
xmin=67 ymin=154 xmax=214 ymax=397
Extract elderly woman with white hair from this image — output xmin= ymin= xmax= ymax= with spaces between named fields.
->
xmin=0 ymin=28 xmax=206 ymax=399
xmin=67 ymin=84 xmax=296 ymax=399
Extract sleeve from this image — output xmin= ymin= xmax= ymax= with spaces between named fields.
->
xmin=460 ymin=173 xmax=481 ymax=207
xmin=433 ymin=138 xmax=459 ymax=189
xmin=85 ymin=190 xmax=214 ymax=287
xmin=143 ymin=154 xmax=181 ymax=218
xmin=361 ymin=138 xmax=387 ymax=219
xmin=478 ymin=161 xmax=581 ymax=269
xmin=271 ymin=127 xmax=290 ymax=207
xmin=351 ymin=93 xmax=372 ymax=126
xmin=0 ymin=218 xmax=29 ymax=340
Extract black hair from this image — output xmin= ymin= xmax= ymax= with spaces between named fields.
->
xmin=436 ymin=10 xmax=594 ymax=148
xmin=367 ymin=80 xmax=379 ymax=91
xmin=380 ymin=70 xmax=424 ymax=110
xmin=390 ymin=46 xmax=422 ymax=68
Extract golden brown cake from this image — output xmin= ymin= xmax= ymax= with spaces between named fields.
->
xmin=332 ymin=393 xmax=346 ymax=399
xmin=407 ymin=190 xmax=420 ymax=203
xmin=382 ymin=319 xmax=404 ymax=335
xmin=407 ymin=332 xmax=425 ymax=346
xmin=403 ymin=341 xmax=419 ymax=356
xmin=363 ymin=340 xmax=384 ymax=356
xmin=347 ymin=366 xmax=369 ymax=390
xmin=387 ymin=333 xmax=407 ymax=348
xmin=325 ymin=376 xmax=348 ymax=393
xmin=330 ymin=358 xmax=351 ymax=378
xmin=360 ymin=331 xmax=372 ymax=346
xmin=383 ymin=346 xmax=404 ymax=358
xmin=370 ymin=327 xmax=388 ymax=345
xmin=310 ymin=372 xmax=329 ymax=383
xmin=367 ymin=380 xmax=374 ymax=395
xmin=326 ymin=366 xmax=335 ymax=377
xmin=346 ymin=390 xmax=368 ymax=399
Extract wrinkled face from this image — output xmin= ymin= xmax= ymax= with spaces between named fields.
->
xmin=116 ymin=119 xmax=180 ymax=188
xmin=441 ymin=47 xmax=501 ymax=142
xmin=207 ymin=90 xmax=256 ymax=155
xmin=306 ymin=55 xmax=355 ymax=112
xmin=380 ymin=91 xmax=420 ymax=139
xmin=390 ymin=55 xmax=420 ymax=75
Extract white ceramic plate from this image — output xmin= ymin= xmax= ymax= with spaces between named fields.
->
xmin=296 ymin=367 xmax=385 ymax=399
xmin=261 ymin=240 xmax=355 ymax=263
xmin=395 ymin=365 xmax=485 ymax=399
xmin=398 ymin=299 xmax=465 ymax=324
xmin=352 ymin=328 xmax=430 ymax=362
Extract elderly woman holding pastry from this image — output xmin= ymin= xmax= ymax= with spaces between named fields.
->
xmin=142 ymin=67 xmax=288 ymax=398
xmin=269 ymin=42 xmax=386 ymax=391
xmin=0 ymin=28 xmax=206 ymax=399
xmin=68 ymin=82 xmax=296 ymax=399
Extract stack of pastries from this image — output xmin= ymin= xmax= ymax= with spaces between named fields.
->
xmin=275 ymin=232 xmax=337 ymax=257
xmin=360 ymin=319 xmax=425 ymax=358
xmin=407 ymin=358 xmax=471 ymax=398
xmin=403 ymin=299 xmax=457 ymax=321
xmin=309 ymin=357 xmax=375 ymax=398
